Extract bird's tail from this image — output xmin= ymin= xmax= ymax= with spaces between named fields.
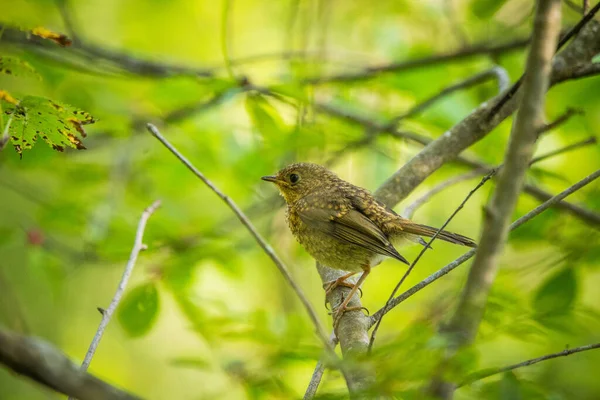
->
xmin=401 ymin=222 xmax=477 ymax=248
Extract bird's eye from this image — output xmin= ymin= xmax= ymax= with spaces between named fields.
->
xmin=289 ymin=173 xmax=300 ymax=184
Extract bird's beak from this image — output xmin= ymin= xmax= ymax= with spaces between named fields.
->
xmin=261 ymin=175 xmax=278 ymax=183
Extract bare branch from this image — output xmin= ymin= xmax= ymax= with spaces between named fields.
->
xmin=404 ymin=135 xmax=596 ymax=218
xmin=75 ymin=200 xmax=161 ymax=377
xmin=144 ymin=124 xmax=337 ymax=360
xmin=388 ymin=66 xmax=509 ymax=125
xmin=0 ymin=25 xmax=214 ymax=78
xmin=487 ymin=1 xmax=600 ymax=120
xmin=428 ymin=3 xmax=562 ymax=397
xmin=0 ymin=327 xmax=142 ymax=400
xmin=368 ymin=168 xmax=600 ymax=328
xmin=403 ymin=170 xmax=486 ymax=218
xmin=303 ymin=360 xmax=326 ymax=400
xmin=458 ymin=342 xmax=600 ymax=387
xmin=303 ymin=333 xmax=337 ymax=400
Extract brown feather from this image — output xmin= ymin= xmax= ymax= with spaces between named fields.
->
xmin=399 ymin=222 xmax=477 ymax=247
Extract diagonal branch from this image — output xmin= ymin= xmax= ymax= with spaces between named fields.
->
xmin=0 ymin=327 xmax=142 ymax=400
xmin=404 ymin=136 xmax=597 ymax=218
xmin=76 ymin=200 xmax=161 ymax=375
xmin=64 ymin=200 xmax=161 ymax=399
xmin=458 ymin=342 xmax=600 ymax=387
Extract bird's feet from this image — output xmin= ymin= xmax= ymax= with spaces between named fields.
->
xmin=323 ymin=272 xmax=362 ymax=309
xmin=330 ymin=303 xmax=369 ymax=330
xmin=323 ymin=272 xmax=359 ymax=295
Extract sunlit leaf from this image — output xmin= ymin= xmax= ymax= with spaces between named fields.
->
xmin=533 ymin=268 xmax=577 ymax=317
xmin=0 ymin=56 xmax=40 ymax=79
xmin=5 ymin=96 xmax=95 ymax=157
xmin=117 ymin=282 xmax=160 ymax=337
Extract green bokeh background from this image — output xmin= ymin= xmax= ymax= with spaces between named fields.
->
xmin=1 ymin=0 xmax=599 ymax=399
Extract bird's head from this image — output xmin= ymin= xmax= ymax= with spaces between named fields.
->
xmin=261 ymin=162 xmax=338 ymax=204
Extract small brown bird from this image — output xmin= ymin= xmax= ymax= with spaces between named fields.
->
xmin=262 ymin=163 xmax=476 ymax=325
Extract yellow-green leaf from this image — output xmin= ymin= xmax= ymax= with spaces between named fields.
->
xmin=117 ymin=282 xmax=160 ymax=338
xmin=5 ymin=96 xmax=95 ymax=157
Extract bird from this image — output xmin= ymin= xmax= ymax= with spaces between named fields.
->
xmin=261 ymin=162 xmax=476 ymax=326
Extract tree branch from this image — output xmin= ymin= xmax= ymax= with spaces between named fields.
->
xmin=458 ymin=342 xmax=600 ymax=387
xmin=404 ymin=135 xmax=597 ymax=218
xmin=68 ymin=200 xmax=160 ymax=400
xmin=387 ymin=66 xmax=509 ymax=125
xmin=368 ymin=168 xmax=600 ymax=329
xmin=0 ymin=327 xmax=142 ymax=400
xmin=428 ymin=3 xmax=562 ymax=397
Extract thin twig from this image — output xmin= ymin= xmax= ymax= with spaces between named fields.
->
xmin=530 ymin=137 xmax=596 ymax=164
xmin=303 ymin=333 xmax=338 ymax=400
xmin=388 ymin=67 xmax=508 ymax=126
xmin=303 ymin=360 xmax=326 ymax=399
xmin=403 ymin=170 xmax=486 ymax=218
xmin=54 ymin=0 xmax=79 ymax=42
xmin=72 ymin=200 xmax=161 ymax=395
xmin=0 ymin=113 xmax=13 ymax=151
xmin=221 ymin=0 xmax=236 ymax=80
xmin=368 ymin=171 xmax=495 ymax=352
xmin=487 ymin=2 xmax=600 ymax=120
xmin=368 ymin=168 xmax=600 ymax=328
xmin=458 ymin=342 xmax=600 ymax=386
xmin=145 ymin=124 xmax=336 ymax=358
xmin=403 ymin=135 xmax=596 ymax=218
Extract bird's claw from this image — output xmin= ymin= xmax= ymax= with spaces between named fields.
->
xmin=324 ymin=286 xmax=363 ymax=310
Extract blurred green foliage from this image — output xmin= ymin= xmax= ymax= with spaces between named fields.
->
xmin=0 ymin=0 xmax=599 ymax=399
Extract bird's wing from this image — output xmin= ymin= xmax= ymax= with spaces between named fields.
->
xmin=297 ymin=196 xmax=409 ymax=264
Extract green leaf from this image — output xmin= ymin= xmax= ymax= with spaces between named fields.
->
xmin=0 ymin=56 xmax=40 ymax=79
xmin=117 ymin=282 xmax=160 ymax=338
xmin=244 ymin=93 xmax=286 ymax=139
xmin=471 ymin=0 xmax=507 ymax=18
xmin=5 ymin=96 xmax=95 ymax=157
xmin=500 ymin=371 xmax=522 ymax=400
xmin=533 ymin=268 xmax=577 ymax=317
